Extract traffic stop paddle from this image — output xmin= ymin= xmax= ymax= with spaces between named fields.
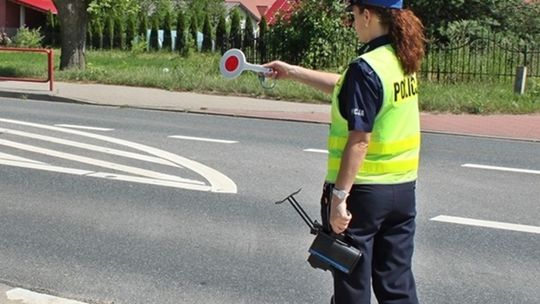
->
xmin=219 ymin=48 xmax=275 ymax=89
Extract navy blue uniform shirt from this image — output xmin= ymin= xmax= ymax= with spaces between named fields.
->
xmin=338 ymin=35 xmax=393 ymax=132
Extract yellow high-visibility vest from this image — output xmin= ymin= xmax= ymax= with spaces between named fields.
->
xmin=326 ymin=44 xmax=420 ymax=184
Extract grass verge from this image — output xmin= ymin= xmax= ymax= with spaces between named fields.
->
xmin=1 ymin=49 xmax=538 ymax=114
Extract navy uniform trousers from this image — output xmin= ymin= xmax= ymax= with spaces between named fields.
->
xmin=321 ymin=182 xmax=419 ymax=304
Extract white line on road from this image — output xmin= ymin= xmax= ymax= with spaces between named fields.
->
xmin=0 ymin=159 xmax=213 ymax=191
xmin=6 ymin=287 xmax=88 ymax=304
xmin=0 ymin=151 xmax=44 ymax=164
xmin=303 ymin=149 xmax=328 ymax=154
xmin=168 ymin=135 xmax=238 ymax=144
xmin=462 ymin=163 xmax=540 ymax=175
xmin=0 ymin=118 xmax=237 ymax=193
xmin=55 ymin=124 xmax=113 ymax=131
xmin=431 ymin=215 xmax=540 ymax=234
xmin=0 ymin=138 xmax=202 ymax=184
xmin=0 ymin=127 xmax=181 ymax=168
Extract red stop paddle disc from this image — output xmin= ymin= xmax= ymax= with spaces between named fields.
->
xmin=225 ymin=56 xmax=239 ymax=72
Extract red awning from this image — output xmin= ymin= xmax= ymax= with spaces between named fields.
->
xmin=10 ymin=0 xmax=58 ymax=14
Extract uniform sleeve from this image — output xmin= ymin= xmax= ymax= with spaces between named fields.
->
xmin=338 ymin=59 xmax=383 ymax=132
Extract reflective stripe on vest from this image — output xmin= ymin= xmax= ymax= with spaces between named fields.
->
xmin=325 ymin=45 xmax=420 ymax=184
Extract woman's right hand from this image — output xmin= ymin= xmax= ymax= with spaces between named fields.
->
xmin=263 ymin=60 xmax=295 ymax=80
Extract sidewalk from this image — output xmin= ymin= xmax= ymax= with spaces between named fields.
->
xmin=0 ymin=81 xmax=539 ymax=142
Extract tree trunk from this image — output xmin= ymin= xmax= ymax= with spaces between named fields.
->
xmin=53 ymin=0 xmax=89 ymax=70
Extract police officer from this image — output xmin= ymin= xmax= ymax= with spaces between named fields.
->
xmin=265 ymin=0 xmax=425 ymax=303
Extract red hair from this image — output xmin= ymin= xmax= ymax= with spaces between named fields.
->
xmin=361 ymin=6 xmax=426 ymax=75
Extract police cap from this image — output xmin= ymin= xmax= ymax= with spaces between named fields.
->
xmin=346 ymin=0 xmax=403 ymax=10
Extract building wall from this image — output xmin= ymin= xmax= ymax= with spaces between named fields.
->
xmin=3 ymin=0 xmax=21 ymax=35
xmin=0 ymin=0 xmax=6 ymax=31
xmin=24 ymin=7 xmax=46 ymax=28
xmin=1 ymin=0 xmax=49 ymax=36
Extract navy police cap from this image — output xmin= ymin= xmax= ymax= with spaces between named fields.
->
xmin=346 ymin=0 xmax=403 ymax=10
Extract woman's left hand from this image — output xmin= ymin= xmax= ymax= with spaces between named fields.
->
xmin=330 ymin=199 xmax=352 ymax=234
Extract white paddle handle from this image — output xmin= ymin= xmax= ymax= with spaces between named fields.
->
xmin=244 ymin=62 xmax=272 ymax=74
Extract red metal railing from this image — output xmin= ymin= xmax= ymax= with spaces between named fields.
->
xmin=0 ymin=47 xmax=54 ymax=91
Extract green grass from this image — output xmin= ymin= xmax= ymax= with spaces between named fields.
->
xmin=1 ymin=49 xmax=539 ymax=114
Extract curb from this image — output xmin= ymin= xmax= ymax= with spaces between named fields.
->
xmin=0 ymin=90 xmax=94 ymax=106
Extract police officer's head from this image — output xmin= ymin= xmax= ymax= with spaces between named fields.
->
xmin=345 ymin=0 xmax=426 ymax=75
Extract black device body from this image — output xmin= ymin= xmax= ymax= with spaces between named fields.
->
xmin=276 ymin=189 xmax=362 ymax=275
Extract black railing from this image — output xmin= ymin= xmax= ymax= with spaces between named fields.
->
xmin=237 ymin=33 xmax=540 ymax=82
xmin=421 ymin=34 xmax=540 ymax=82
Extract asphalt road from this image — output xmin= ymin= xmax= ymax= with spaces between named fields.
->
xmin=0 ymin=97 xmax=539 ymax=304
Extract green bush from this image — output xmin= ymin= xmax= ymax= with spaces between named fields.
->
xmin=243 ymin=18 xmax=255 ymax=50
xmin=202 ymin=13 xmax=212 ymax=52
xmin=189 ymin=14 xmax=199 ymax=51
xmin=258 ymin=17 xmax=268 ymax=62
xmin=126 ymin=15 xmax=137 ymax=49
xmin=130 ymin=35 xmax=148 ymax=54
xmin=230 ymin=9 xmax=242 ymax=49
xmin=138 ymin=13 xmax=148 ymax=38
xmin=11 ymin=27 xmax=43 ymax=48
xmin=176 ymin=10 xmax=188 ymax=56
xmin=104 ymin=15 xmax=114 ymax=49
xmin=114 ymin=17 xmax=126 ymax=50
xmin=215 ymin=13 xmax=227 ymax=53
xmin=268 ymin=0 xmax=356 ymax=69
xmin=149 ymin=18 xmax=159 ymax=51
xmin=162 ymin=12 xmax=173 ymax=51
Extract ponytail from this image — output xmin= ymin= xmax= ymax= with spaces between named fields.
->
xmin=388 ymin=9 xmax=426 ymax=75
xmin=361 ymin=6 xmax=426 ymax=75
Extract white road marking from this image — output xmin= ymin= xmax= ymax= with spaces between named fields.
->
xmin=0 ymin=151 xmax=44 ymax=164
xmin=0 ymin=127 xmax=180 ymax=168
xmin=462 ymin=163 xmax=540 ymax=175
xmin=6 ymin=287 xmax=88 ymax=304
xmin=0 ymin=138 xmax=202 ymax=184
xmin=168 ymin=135 xmax=238 ymax=144
xmin=303 ymin=148 xmax=328 ymax=154
xmin=0 ymin=118 xmax=237 ymax=193
xmin=431 ymin=215 xmax=540 ymax=234
xmin=54 ymin=124 xmax=113 ymax=131
xmin=0 ymin=159 xmax=213 ymax=191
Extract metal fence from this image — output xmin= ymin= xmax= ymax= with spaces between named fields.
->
xmin=238 ymin=33 xmax=540 ymax=83
xmin=421 ymin=34 xmax=540 ymax=82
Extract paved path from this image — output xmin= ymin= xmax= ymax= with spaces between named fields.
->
xmin=0 ymin=81 xmax=539 ymax=141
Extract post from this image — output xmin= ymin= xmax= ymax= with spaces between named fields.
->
xmin=514 ymin=66 xmax=527 ymax=94
xmin=48 ymin=49 xmax=54 ymax=91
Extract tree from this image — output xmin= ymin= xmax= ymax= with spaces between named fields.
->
xmin=183 ymin=0 xmax=226 ymax=26
xmin=258 ymin=16 xmax=268 ymax=62
xmin=43 ymin=10 xmax=59 ymax=47
xmin=114 ymin=16 xmax=126 ymax=49
xmin=189 ymin=13 xmax=198 ymax=51
xmin=52 ymin=0 xmax=90 ymax=70
xmin=93 ymin=18 xmax=104 ymax=49
xmin=126 ymin=14 xmax=137 ymax=49
xmin=215 ymin=12 xmax=227 ymax=53
xmin=162 ymin=11 xmax=173 ymax=51
xmin=103 ymin=15 xmax=114 ymax=49
xmin=243 ymin=18 xmax=255 ymax=51
xmin=408 ymin=0 xmax=540 ymax=41
xmin=267 ymin=0 xmax=355 ymax=68
xmin=138 ymin=12 xmax=148 ymax=40
xmin=175 ymin=10 xmax=188 ymax=55
xmin=149 ymin=17 xmax=159 ymax=51
xmin=201 ymin=13 xmax=212 ymax=52
xmin=229 ymin=9 xmax=242 ymax=49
